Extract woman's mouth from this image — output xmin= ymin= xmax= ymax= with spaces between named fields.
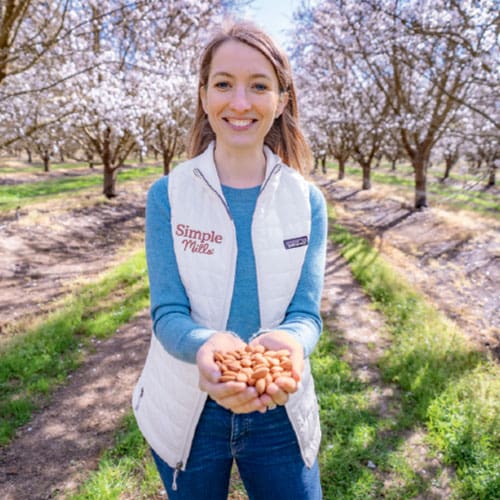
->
xmin=224 ymin=118 xmax=256 ymax=130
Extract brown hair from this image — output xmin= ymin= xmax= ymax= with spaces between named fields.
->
xmin=187 ymin=21 xmax=312 ymax=174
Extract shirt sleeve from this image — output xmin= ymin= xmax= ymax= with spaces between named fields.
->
xmin=145 ymin=176 xmax=216 ymax=364
xmin=274 ymin=182 xmax=328 ymax=357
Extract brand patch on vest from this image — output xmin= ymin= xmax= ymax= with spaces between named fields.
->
xmin=283 ymin=236 xmax=308 ymax=249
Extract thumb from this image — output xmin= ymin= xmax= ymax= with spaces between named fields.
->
xmin=197 ymin=347 xmax=221 ymax=383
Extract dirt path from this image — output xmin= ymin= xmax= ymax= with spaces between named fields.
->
xmin=0 ymin=311 xmax=152 ymax=499
xmin=0 ymin=176 xmax=150 ymax=345
xmin=315 ymin=174 xmax=500 ymax=359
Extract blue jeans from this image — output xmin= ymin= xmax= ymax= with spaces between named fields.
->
xmin=151 ymin=397 xmax=322 ymax=499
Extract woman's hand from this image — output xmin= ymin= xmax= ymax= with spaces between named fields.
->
xmin=249 ymin=330 xmax=304 ymax=407
xmin=196 ymin=332 xmax=267 ymax=414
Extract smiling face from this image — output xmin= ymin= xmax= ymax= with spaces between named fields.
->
xmin=200 ymin=40 xmax=288 ymax=156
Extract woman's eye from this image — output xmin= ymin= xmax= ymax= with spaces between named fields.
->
xmin=253 ymin=83 xmax=268 ymax=91
xmin=214 ymin=81 xmax=230 ymax=89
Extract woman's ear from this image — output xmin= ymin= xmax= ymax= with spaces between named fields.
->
xmin=275 ymin=91 xmax=289 ymax=119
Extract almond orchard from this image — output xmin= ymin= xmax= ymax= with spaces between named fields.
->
xmin=0 ymin=1 xmax=498 ymax=499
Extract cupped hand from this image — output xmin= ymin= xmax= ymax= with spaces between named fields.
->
xmin=196 ymin=332 xmax=267 ymax=413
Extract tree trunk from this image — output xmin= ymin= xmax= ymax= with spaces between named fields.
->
xmin=102 ymin=128 xmax=117 ymax=198
xmin=42 ymin=150 xmax=50 ymax=172
xmin=103 ymin=163 xmax=118 ymax=198
xmin=487 ymin=163 xmax=496 ymax=187
xmin=391 ymin=159 xmax=396 ymax=171
xmin=321 ymin=155 xmax=327 ymax=174
xmin=163 ymin=148 xmax=174 ymax=175
xmin=412 ymin=155 xmax=429 ymax=208
xmin=441 ymin=157 xmax=453 ymax=182
xmin=362 ymin=163 xmax=371 ymax=189
xmin=313 ymin=155 xmax=319 ymax=172
xmin=86 ymin=151 xmax=94 ymax=169
xmin=337 ymin=157 xmax=345 ymax=180
xmin=26 ymin=149 xmax=32 ymax=163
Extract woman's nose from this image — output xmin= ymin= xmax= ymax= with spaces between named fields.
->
xmin=229 ymin=85 xmax=251 ymax=112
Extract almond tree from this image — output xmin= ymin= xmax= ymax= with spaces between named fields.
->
xmin=141 ymin=46 xmax=198 ymax=175
xmin=0 ymin=1 xmax=92 ymax=149
xmin=66 ymin=0 xmax=230 ymax=197
xmin=0 ymin=0 xmax=70 ymax=85
xmin=296 ymin=72 xmax=331 ymax=174
xmin=292 ymin=0 xmax=499 ymax=208
xmin=1 ymin=0 xmax=238 ymax=196
xmin=294 ymin=18 xmax=387 ymax=187
xmin=434 ymin=131 xmax=463 ymax=182
xmin=462 ymin=107 xmax=499 ymax=187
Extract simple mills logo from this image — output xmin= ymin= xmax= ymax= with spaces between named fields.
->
xmin=175 ymin=224 xmax=223 ymax=255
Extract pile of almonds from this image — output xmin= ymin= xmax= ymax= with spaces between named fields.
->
xmin=214 ymin=344 xmax=298 ymax=395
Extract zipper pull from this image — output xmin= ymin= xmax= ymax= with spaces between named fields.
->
xmin=172 ymin=461 xmax=182 ymax=491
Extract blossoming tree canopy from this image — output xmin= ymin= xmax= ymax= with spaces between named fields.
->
xmin=0 ymin=0 xmax=234 ymax=196
xmin=292 ymin=0 xmax=499 ymax=208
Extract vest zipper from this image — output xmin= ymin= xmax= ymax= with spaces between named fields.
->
xmin=172 ymin=461 xmax=182 ymax=491
xmin=134 ymin=387 xmax=144 ymax=411
xmin=193 ymin=167 xmax=238 ymax=330
xmin=259 ymin=163 xmax=281 ymax=194
xmin=252 ymin=162 xmax=282 ymax=330
xmin=170 ymin=393 xmax=207 ymax=492
xmin=193 ymin=161 xmax=282 ymax=213
xmin=193 ymin=169 xmax=233 ymax=220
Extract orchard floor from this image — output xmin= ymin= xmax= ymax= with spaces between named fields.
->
xmin=314 ymin=172 xmax=500 ymax=358
xmin=0 ymin=165 xmax=498 ymax=498
xmin=0 ymin=169 xmax=148 ymax=346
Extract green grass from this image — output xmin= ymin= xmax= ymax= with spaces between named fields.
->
xmin=427 ymin=367 xmax=500 ymax=499
xmin=0 ymin=161 xmax=90 ymax=174
xmin=314 ymin=333 xmax=429 ymax=499
xmin=69 ymin=413 xmax=162 ymax=500
xmin=329 ymin=162 xmax=499 ymax=215
xmin=0 ymin=250 xmax=149 ymax=446
xmin=0 ymin=165 xmax=161 ymax=212
xmin=328 ymin=207 xmax=500 ymax=498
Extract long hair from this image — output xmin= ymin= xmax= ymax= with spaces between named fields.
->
xmin=187 ymin=21 xmax=312 ymax=175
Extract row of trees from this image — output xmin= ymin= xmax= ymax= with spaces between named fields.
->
xmin=1 ymin=1 xmax=498 ymax=207
xmin=0 ymin=0 xmax=239 ymax=196
xmin=292 ymin=0 xmax=499 ymax=208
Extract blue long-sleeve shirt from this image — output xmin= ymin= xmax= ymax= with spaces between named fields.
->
xmin=145 ymin=175 xmax=327 ymax=364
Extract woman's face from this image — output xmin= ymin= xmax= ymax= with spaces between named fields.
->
xmin=200 ymin=40 xmax=287 ymax=156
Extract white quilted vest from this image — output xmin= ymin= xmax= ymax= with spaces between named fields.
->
xmin=133 ymin=143 xmax=321 ymax=472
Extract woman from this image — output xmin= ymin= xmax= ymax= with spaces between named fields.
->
xmin=133 ymin=21 xmax=327 ymax=499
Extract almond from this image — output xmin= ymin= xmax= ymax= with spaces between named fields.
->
xmin=255 ymin=378 xmax=266 ymax=394
xmin=253 ymin=367 xmax=269 ymax=379
xmin=276 ymin=376 xmax=297 ymax=393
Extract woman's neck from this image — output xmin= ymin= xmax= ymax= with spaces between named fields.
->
xmin=213 ymin=145 xmax=266 ymax=188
